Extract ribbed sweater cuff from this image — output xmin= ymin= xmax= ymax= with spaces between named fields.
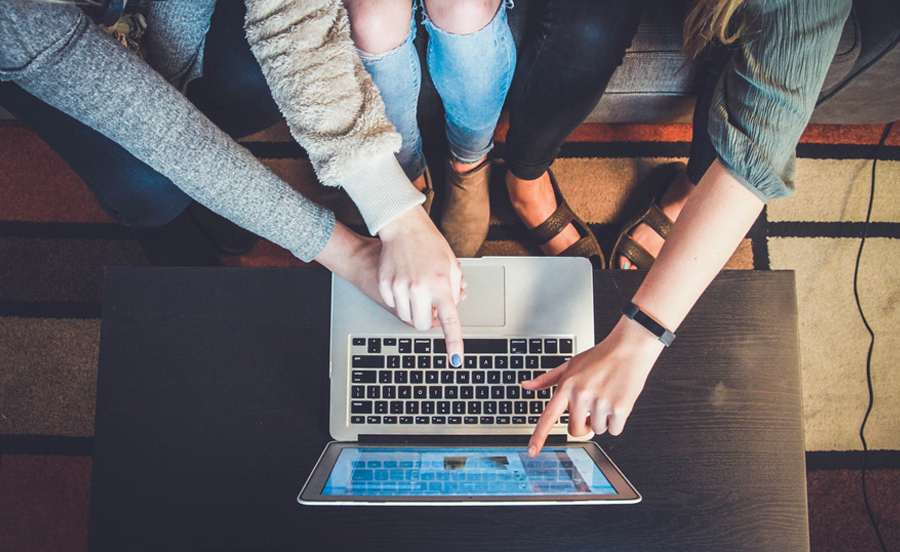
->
xmin=338 ymin=153 xmax=425 ymax=235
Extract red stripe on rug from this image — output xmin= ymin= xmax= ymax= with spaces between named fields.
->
xmin=0 ymin=126 xmax=113 ymax=224
xmin=0 ymin=455 xmax=91 ymax=552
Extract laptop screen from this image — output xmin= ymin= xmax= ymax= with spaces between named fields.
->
xmin=321 ymin=446 xmax=617 ymax=497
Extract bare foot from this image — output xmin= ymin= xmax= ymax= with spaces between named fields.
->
xmin=506 ymin=171 xmax=581 ymax=256
xmin=618 ymin=169 xmax=694 ymax=269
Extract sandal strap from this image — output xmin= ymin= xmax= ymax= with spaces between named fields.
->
xmin=529 ymin=199 xmax=577 ymax=245
xmin=643 ymin=203 xmax=674 ymax=240
xmin=617 ymin=234 xmax=656 ymax=270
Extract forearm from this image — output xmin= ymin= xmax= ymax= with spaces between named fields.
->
xmin=2 ymin=2 xmax=335 ymax=262
xmin=631 ymin=159 xmax=764 ymax=332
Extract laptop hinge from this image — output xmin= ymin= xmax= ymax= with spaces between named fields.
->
xmin=357 ymin=434 xmax=568 ymax=446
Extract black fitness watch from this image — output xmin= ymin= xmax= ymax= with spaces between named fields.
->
xmin=622 ymin=302 xmax=676 ymax=347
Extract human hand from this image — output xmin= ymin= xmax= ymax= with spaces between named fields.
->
xmin=376 ymin=206 xmax=466 ymax=366
xmin=523 ymin=317 xmax=665 ymax=456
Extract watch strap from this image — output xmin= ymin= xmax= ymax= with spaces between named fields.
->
xmin=622 ymin=302 xmax=676 ymax=347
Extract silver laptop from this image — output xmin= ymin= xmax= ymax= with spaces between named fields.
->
xmin=299 ymin=257 xmax=640 ymax=505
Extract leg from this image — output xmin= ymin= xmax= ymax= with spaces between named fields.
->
xmin=424 ymin=0 xmax=513 ymax=169
xmin=504 ymin=0 xmax=642 ymax=256
xmin=185 ymin=0 xmax=283 ymax=139
xmin=344 ymin=0 xmax=429 ymax=193
xmin=423 ymin=0 xmax=515 ymax=256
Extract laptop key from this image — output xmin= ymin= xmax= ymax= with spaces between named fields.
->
xmin=429 ymin=387 xmax=443 ymax=399
xmin=367 ymin=387 xmax=380 ymax=399
xmin=387 ymin=355 xmax=400 ymax=368
xmin=398 ymin=339 xmax=412 ymax=353
xmin=528 ymin=416 xmax=540 ymax=424
xmin=496 ymin=356 xmax=508 ymax=369
xmin=496 ymin=416 xmax=510 ymax=424
xmin=460 ymin=386 xmax=474 ymax=399
xmin=426 ymin=371 xmax=438 ymax=384
xmin=452 ymin=401 xmax=466 ymax=415
xmin=511 ymin=356 xmax=524 ymax=369
xmin=479 ymin=356 xmax=493 ymax=368
xmin=499 ymin=401 xmax=512 ymax=414
xmin=518 ymin=371 xmax=532 ymax=383
xmin=464 ymin=416 xmax=478 ymax=424
xmin=441 ymin=371 xmax=455 ymax=384
xmin=515 ymin=401 xmax=528 ymax=414
xmin=530 ymin=402 xmax=543 ymax=414
xmin=351 ymin=385 xmax=364 ymax=399
xmin=384 ymin=416 xmax=398 ymax=424
xmin=352 ymin=356 xmax=384 ymax=369
xmin=487 ymin=372 xmax=501 ymax=384
xmin=445 ymin=386 xmax=459 ymax=399
xmin=467 ymin=402 xmax=481 ymax=415
xmin=438 ymin=401 xmax=450 ymax=414
xmin=476 ymin=386 xmax=489 ymax=399
xmin=472 ymin=371 xmax=486 ymax=384
xmin=418 ymin=356 xmax=431 ymax=369
xmin=405 ymin=402 xmax=419 ymax=414
xmin=383 ymin=386 xmax=396 ymax=399
xmin=456 ymin=371 xmax=470 ymax=384
xmin=414 ymin=339 xmax=431 ymax=354
xmin=510 ymin=339 xmax=527 ymax=354
xmin=541 ymin=356 xmax=569 ymax=369
xmin=379 ymin=372 xmax=392 ymax=384
xmin=398 ymin=386 xmax=411 ymax=399
xmin=367 ymin=416 xmax=381 ymax=424
xmin=390 ymin=401 xmax=403 ymax=414
xmin=410 ymin=371 xmax=424 ymax=384
xmin=560 ymin=339 xmax=573 ymax=354
xmin=367 ymin=339 xmax=381 ymax=354
xmin=449 ymin=416 xmax=462 ymax=424
xmin=506 ymin=386 xmax=520 ymax=399
xmin=384 ymin=338 xmax=397 ymax=347
xmin=414 ymin=386 xmax=427 ymax=399
xmin=529 ymin=339 xmax=543 ymax=354
xmin=491 ymin=387 xmax=504 ymax=399
xmin=350 ymin=401 xmax=372 ymax=414
xmin=422 ymin=402 xmax=435 ymax=414
xmin=513 ymin=416 xmax=527 ymax=424
xmin=435 ymin=338 xmax=507 ymax=354
xmin=352 ymin=337 xmax=366 ymax=347
xmin=480 ymin=416 xmax=495 ymax=424
xmin=415 ymin=416 xmax=429 ymax=424
xmin=484 ymin=401 xmax=497 ymax=414
xmin=434 ymin=356 xmax=447 ymax=368
xmin=526 ymin=356 xmax=539 ymax=369
xmin=464 ymin=356 xmax=478 ymax=369
xmin=375 ymin=401 xmax=388 ymax=414
xmin=432 ymin=416 xmax=446 ymax=424
xmin=502 ymin=371 xmax=516 ymax=384
xmin=400 ymin=416 xmax=413 ymax=424
xmin=403 ymin=356 xmax=416 ymax=368
xmin=351 ymin=415 xmax=365 ymax=424
xmin=351 ymin=370 xmax=377 ymax=383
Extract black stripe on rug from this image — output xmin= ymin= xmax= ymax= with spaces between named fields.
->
xmin=750 ymin=207 xmax=771 ymax=271
xmin=768 ymin=221 xmax=900 ymax=239
xmin=0 ymin=221 xmax=132 ymax=240
xmin=0 ymin=435 xmax=93 ymax=456
xmin=244 ymin=140 xmax=900 ymax=161
xmin=806 ymin=450 xmax=900 ymax=471
xmin=0 ymin=301 xmax=102 ymax=319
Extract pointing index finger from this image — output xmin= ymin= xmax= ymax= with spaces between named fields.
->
xmin=527 ymin=391 xmax=569 ymax=457
xmin=434 ymin=294 xmax=464 ymax=367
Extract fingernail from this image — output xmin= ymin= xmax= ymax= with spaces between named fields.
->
xmin=622 ymin=260 xmax=631 ymax=270
xmin=451 ymin=354 xmax=461 ymax=367
xmin=528 ymin=445 xmax=537 ymax=457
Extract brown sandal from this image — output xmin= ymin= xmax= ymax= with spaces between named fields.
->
xmin=528 ymin=170 xmax=606 ymax=269
xmin=611 ymin=162 xmax=685 ymax=270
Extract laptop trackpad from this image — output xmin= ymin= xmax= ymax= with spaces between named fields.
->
xmin=458 ymin=265 xmax=505 ymax=327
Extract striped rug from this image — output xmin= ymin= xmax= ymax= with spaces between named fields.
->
xmin=0 ymin=119 xmax=898 ymax=550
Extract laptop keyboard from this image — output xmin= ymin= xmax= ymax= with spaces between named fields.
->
xmin=348 ymin=336 xmax=573 ymax=427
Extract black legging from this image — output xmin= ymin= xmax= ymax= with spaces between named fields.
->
xmin=504 ymin=0 xmax=644 ymax=180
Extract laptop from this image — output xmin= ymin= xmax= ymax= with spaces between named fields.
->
xmin=299 ymin=257 xmax=640 ymax=505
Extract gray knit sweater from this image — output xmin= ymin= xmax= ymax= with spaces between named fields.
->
xmin=0 ymin=0 xmax=423 ymax=261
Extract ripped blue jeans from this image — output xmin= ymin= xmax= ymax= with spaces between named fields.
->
xmin=357 ymin=2 xmax=516 ymax=182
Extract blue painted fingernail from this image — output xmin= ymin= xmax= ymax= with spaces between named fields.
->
xmin=451 ymin=354 xmax=461 ymax=367
xmin=622 ymin=260 xmax=631 ymax=270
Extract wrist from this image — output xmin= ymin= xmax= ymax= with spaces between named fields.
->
xmin=376 ymin=205 xmax=426 ymax=242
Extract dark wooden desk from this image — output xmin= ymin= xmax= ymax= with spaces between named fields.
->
xmin=89 ymin=267 xmax=807 ymax=552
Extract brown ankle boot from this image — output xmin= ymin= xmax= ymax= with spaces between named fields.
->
xmin=439 ymin=158 xmax=491 ymax=257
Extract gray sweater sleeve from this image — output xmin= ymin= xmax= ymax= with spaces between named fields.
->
xmin=0 ymin=0 xmax=334 ymax=262
xmin=708 ymin=0 xmax=852 ymax=202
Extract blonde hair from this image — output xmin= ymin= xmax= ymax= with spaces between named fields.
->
xmin=682 ymin=0 xmax=748 ymax=59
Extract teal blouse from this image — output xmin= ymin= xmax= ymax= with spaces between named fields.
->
xmin=708 ymin=0 xmax=853 ymax=202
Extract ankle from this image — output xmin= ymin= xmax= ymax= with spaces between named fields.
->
xmin=451 ymin=156 xmax=488 ymax=174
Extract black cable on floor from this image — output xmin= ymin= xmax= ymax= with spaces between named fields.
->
xmin=853 ymin=121 xmax=893 ymax=552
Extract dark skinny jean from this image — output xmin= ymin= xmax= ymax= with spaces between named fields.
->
xmin=504 ymin=0 xmax=644 ymax=181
